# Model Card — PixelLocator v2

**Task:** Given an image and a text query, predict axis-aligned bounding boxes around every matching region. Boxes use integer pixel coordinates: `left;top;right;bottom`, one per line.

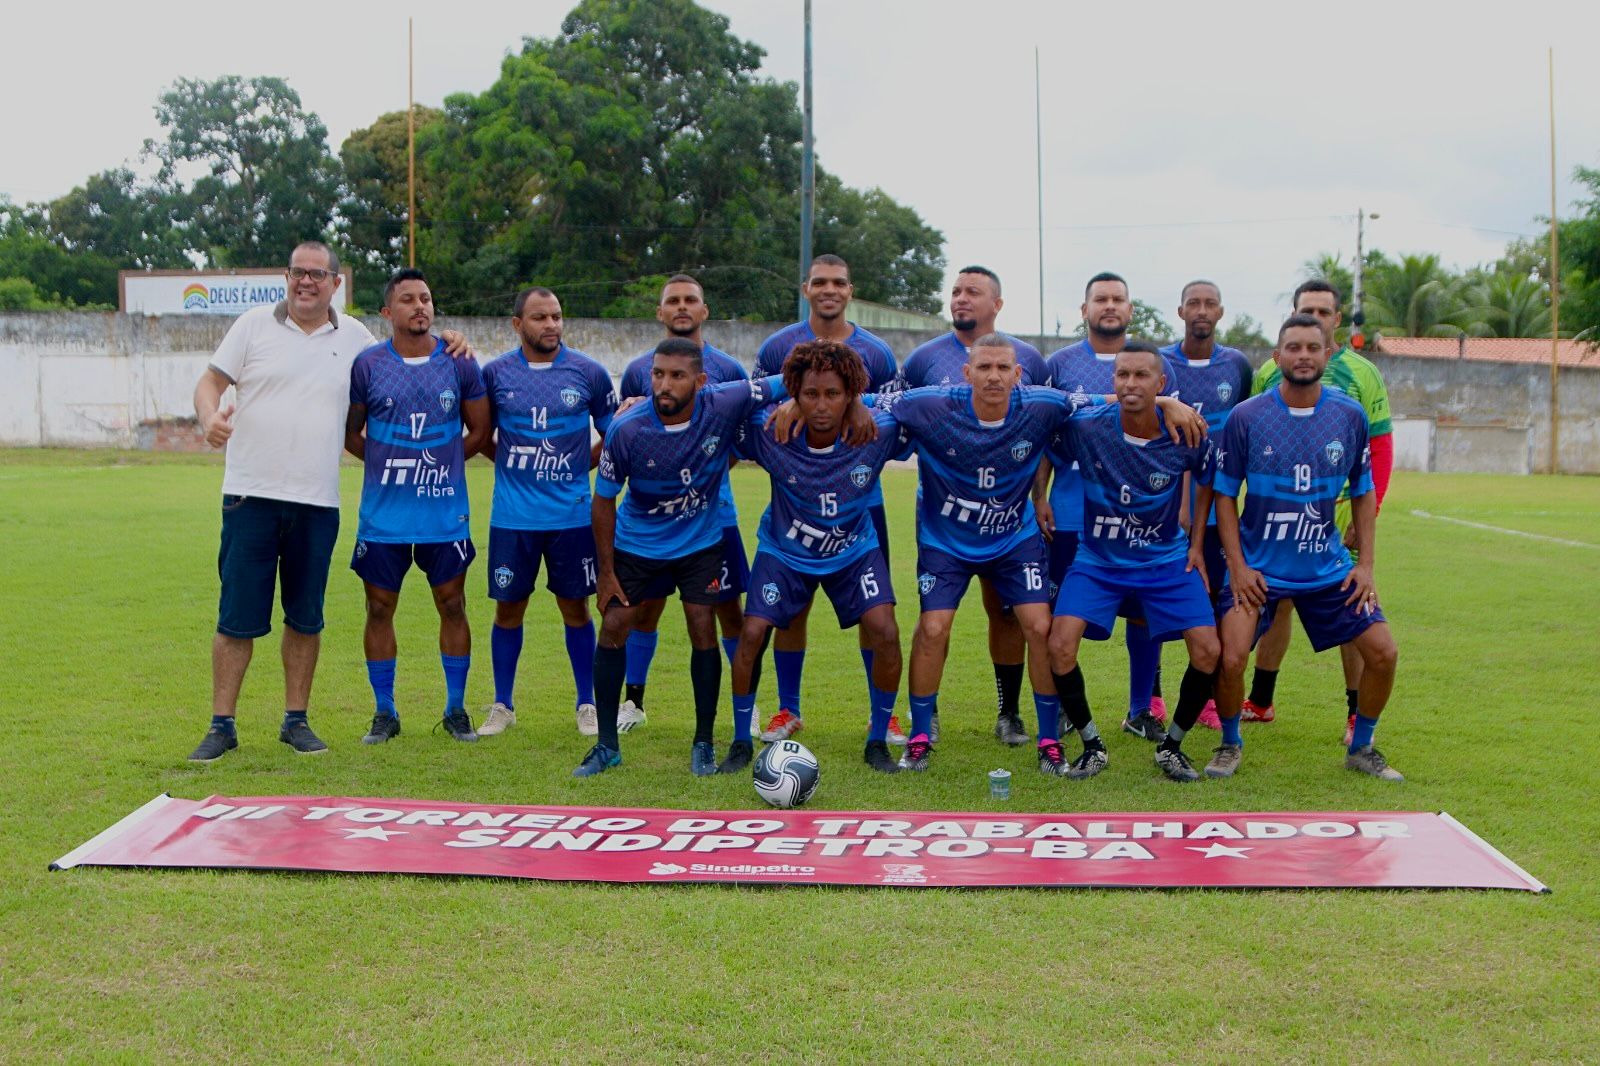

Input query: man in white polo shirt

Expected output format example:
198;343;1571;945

186;240;469;761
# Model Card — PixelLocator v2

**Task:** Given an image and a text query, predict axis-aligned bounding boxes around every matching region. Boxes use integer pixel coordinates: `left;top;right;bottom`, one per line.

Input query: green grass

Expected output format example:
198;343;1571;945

2;452;1597;1062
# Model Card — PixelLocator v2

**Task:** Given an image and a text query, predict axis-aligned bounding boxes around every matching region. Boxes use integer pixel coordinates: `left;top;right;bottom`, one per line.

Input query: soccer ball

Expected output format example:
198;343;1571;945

752;739;820;808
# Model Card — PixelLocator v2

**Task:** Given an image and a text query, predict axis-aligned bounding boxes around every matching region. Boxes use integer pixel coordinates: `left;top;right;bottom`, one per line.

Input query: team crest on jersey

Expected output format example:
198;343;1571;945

850;464;873;488
494;566;514;590
918;572;936;595
560;387;582;408
1148;471;1172;491
1217;381;1233;403
1010;439;1033;462
355;541;367;559
761;582;781;606
1325;440;1346;466
438;388;457;414
702;435;722;456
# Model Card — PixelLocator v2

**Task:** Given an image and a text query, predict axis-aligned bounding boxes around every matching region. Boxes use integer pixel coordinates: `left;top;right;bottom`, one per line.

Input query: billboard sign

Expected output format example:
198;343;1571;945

119;269;353;316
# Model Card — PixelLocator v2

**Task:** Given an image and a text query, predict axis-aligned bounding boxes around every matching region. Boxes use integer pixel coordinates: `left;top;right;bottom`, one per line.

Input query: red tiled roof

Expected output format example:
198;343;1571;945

1375;336;1600;368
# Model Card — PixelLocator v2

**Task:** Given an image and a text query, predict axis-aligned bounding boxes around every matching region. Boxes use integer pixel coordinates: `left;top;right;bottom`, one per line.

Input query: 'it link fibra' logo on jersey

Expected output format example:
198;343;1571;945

1325;440;1346;466
1217;381;1234;403
850;464;872;488
1148;471;1172;491
918;572;936;595
1010;439;1033;462
761;582;781;606
702;435;722;456
438;388;457;415
494;566;514;589
560;387;582;408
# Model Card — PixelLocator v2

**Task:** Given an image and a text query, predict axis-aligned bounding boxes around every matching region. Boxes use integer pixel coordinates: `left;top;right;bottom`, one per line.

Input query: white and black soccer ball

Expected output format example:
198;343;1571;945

753;739;820;809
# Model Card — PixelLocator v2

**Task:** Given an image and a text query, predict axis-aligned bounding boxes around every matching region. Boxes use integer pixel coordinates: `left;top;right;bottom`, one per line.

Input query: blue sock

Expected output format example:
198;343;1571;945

869;685;897;742
210;714;236;735
1349;713;1379;753
860;647;875;711
774;649;806;715
283;709;307;726
366;659;397;718
1033;692;1061;742
490;624;522;709
625;630;659;686
1126;623;1160;718
910;693;937;739
441;653;470;715
732;692;756;743
1222;714;1243;747
721;636;739;665
565;621;596;707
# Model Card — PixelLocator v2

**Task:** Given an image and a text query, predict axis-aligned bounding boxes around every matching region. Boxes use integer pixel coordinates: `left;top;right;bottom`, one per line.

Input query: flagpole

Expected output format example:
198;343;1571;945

1547;46;1559;474
408;17;417;269
1035;46;1045;339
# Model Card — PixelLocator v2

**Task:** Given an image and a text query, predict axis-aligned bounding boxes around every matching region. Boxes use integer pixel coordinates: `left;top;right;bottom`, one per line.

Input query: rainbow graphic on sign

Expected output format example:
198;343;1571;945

182;284;209;311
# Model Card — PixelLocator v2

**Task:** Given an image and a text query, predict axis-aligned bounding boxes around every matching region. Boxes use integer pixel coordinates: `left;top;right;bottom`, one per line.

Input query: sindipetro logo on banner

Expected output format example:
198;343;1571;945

120;269;354;316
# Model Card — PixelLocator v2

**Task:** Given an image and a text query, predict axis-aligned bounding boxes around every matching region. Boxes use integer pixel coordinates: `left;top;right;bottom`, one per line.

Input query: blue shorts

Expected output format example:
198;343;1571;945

916;537;1050;613
746;549;895;630
487;526;596;602
352;538;476;592
869;504;891;565
1055;558;1215;642
217;495;340;639
1218;578;1386;653
1047;530;1080;603
716;524;750;603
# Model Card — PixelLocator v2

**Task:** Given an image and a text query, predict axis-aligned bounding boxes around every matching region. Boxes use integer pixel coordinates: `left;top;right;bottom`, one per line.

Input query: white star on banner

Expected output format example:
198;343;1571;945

1187;843;1251;859
341;825;407;841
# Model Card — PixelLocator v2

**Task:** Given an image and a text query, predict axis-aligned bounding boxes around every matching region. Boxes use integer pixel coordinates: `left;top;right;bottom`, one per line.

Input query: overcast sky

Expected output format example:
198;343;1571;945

6;0;1599;336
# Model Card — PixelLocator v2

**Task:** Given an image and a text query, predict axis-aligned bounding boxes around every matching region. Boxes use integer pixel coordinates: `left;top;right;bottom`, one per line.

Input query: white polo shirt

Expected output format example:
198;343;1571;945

209;302;377;508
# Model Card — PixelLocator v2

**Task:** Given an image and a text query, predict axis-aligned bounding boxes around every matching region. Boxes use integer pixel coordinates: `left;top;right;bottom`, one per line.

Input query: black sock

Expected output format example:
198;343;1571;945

690;647;722;745
1151;667;1163;699
625;683;646;709
748;628;771;700
1346;688;1359;718
1249;668;1278;707
994;662;1024;717
1052;666;1098;742
595;645;627;750
1173;665;1218;734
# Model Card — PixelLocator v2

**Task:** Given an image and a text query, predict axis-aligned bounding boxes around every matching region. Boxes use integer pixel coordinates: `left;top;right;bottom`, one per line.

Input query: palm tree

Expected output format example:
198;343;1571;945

1473;273;1552;338
1363;253;1487;338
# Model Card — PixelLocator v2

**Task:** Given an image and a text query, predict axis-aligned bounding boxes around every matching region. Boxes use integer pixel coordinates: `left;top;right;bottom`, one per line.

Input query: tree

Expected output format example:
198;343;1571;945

813;172;945;314
1557;164;1600;341
0;198;117;308
38;168;189;272
337;107;444;309
1472;272;1551;338
147;76;341;268
1066;298;1174;342
1218;313;1271;350
1363;253;1485;338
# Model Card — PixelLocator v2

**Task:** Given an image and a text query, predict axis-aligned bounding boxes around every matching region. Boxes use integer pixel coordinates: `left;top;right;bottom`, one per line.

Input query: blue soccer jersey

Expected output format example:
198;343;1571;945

619;343;747;528
1043;340;1180;533
1160;341;1253;526
1059;404;1215;572
595;376;786;559
482;345;616;531
1211;388;1374;591
351;339;486;543
736;408;911;575
900;331;1048;390
884;385;1079;562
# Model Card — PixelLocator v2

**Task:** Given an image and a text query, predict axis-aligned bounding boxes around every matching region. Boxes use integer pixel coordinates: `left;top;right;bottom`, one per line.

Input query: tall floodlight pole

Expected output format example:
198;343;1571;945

1548;46;1560;474
408;17;417;268
798;0;815;320
1035;47;1045;339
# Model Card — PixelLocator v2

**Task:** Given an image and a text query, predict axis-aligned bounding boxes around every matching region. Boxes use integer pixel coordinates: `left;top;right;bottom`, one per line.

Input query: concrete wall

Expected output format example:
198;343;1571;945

2;312;1595;473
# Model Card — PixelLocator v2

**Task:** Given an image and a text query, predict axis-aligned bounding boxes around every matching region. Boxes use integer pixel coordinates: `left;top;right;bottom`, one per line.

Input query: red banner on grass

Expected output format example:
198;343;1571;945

52;794;1546;891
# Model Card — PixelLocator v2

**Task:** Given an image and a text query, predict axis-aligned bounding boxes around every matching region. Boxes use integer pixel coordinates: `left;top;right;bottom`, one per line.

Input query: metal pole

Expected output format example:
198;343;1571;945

1548;47;1560;474
798;0;814;321
1352;208;1365;349
1035;47;1045;339
408;17;417;269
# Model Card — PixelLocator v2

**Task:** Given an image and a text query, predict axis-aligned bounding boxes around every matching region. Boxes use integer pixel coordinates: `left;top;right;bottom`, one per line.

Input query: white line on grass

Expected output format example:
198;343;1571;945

1410;509;1600;550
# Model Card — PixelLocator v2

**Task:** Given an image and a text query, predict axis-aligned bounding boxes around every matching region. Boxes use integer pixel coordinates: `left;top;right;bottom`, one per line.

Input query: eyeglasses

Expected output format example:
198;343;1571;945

287;267;336;282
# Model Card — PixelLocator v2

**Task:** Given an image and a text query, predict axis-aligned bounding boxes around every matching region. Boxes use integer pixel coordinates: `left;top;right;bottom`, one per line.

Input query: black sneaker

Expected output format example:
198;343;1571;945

718;740;754;775
187;727;238;762
362;714;401;745
994;712;1030;746
279;719;328;754
1155;742;1201;782
1121;710;1166;743
1066;740;1108;780
437;710;478;742
863;739;900;773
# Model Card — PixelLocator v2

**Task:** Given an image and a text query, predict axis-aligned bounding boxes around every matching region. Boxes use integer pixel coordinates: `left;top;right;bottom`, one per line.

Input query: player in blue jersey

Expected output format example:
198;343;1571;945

613;275;758;731
475;286;616;740
1159;280;1254;730
900;266;1049;748
754;254;901;744
1045;344;1221;783
717;340;910;773
575;338;789;779
1035;272;1182;741
1200;316;1402;781
343;268;490;744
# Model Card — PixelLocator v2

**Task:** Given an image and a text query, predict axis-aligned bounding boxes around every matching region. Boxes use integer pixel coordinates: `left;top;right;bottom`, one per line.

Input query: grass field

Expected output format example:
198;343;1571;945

2;449;1598;1062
